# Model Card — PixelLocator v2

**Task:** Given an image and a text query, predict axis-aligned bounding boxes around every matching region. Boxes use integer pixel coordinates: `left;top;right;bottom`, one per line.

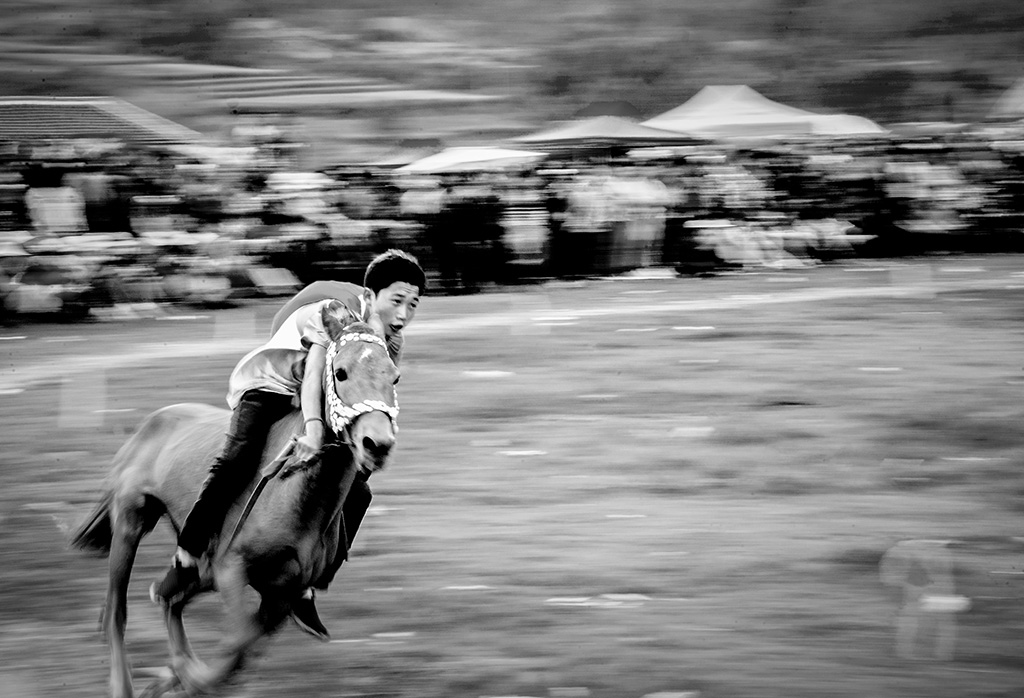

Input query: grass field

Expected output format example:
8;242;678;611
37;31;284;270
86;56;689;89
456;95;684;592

2;257;1024;698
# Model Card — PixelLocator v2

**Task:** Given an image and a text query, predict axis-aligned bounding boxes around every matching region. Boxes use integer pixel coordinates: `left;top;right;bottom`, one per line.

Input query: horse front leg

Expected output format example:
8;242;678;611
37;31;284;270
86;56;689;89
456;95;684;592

174;555;287;695
154;587;199;690
135;593;200;698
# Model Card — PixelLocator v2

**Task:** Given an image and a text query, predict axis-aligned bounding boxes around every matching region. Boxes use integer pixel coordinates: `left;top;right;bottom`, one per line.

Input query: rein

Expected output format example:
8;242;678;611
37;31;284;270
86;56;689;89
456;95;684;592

225;436;298;551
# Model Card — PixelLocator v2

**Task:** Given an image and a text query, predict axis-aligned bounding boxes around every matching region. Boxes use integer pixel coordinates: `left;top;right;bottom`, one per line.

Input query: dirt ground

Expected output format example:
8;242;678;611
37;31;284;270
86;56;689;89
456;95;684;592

2;256;1024;698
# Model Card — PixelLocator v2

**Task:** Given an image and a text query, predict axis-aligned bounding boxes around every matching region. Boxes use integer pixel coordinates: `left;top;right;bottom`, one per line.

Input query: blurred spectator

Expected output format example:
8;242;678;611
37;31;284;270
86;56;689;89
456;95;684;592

4;118;1024;324
540;172;572;278
433;174;508;293
0;173;29;232
25;175;87;234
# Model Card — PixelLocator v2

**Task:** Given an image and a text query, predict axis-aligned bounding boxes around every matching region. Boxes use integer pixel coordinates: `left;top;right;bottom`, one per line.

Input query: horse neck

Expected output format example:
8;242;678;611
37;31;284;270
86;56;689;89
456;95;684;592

295;445;356;532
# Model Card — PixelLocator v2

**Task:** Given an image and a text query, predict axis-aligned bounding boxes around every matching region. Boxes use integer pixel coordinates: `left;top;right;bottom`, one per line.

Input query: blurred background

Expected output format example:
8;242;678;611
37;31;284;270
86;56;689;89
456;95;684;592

3;0;1024;321
5;5;1024;697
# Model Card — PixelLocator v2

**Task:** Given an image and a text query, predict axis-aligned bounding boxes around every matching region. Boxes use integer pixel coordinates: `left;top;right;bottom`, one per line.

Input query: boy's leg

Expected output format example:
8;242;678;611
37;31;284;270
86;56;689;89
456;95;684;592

152;391;294;605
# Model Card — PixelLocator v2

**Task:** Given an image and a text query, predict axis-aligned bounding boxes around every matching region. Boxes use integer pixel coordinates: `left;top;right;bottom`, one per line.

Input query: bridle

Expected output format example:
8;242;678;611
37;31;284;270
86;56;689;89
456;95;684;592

323;331;399;445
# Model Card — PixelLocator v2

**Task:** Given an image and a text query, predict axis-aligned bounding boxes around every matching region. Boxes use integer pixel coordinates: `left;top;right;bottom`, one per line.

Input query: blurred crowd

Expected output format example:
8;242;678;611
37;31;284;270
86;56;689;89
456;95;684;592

3;126;1024;322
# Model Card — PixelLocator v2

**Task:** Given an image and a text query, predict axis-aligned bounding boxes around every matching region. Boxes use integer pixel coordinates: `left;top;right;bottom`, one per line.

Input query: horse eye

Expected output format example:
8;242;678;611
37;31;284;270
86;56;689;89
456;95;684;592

335;367;348;382
393;375;400;385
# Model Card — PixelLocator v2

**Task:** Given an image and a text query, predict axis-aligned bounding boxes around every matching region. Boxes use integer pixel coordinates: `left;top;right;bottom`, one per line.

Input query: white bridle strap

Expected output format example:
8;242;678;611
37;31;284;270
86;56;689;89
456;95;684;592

325;333;399;436
331;331;387;352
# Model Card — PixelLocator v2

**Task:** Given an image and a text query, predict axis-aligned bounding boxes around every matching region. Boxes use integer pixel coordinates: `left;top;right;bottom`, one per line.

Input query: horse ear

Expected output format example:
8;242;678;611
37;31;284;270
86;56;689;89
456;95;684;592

321;300;352;341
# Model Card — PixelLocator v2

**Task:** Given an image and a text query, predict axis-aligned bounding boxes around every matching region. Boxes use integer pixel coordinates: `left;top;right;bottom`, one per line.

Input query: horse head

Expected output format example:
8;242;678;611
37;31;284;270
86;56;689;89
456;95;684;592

320;302;400;475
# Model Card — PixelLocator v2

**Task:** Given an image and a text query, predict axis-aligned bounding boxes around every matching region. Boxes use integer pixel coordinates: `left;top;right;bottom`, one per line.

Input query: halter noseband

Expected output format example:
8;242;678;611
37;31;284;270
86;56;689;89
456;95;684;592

324;331;399;440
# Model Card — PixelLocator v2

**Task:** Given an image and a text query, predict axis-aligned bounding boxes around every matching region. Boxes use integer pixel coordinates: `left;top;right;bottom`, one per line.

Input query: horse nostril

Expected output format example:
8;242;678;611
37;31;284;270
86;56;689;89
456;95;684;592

362;435;392;459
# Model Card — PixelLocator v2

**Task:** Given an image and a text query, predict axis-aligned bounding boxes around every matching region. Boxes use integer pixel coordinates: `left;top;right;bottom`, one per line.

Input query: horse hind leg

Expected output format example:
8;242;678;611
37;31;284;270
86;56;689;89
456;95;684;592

104;494;165;698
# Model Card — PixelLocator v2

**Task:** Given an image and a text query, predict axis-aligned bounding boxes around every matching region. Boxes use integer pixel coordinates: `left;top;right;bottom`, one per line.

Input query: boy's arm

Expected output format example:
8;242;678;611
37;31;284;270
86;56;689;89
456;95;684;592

295;342;327;462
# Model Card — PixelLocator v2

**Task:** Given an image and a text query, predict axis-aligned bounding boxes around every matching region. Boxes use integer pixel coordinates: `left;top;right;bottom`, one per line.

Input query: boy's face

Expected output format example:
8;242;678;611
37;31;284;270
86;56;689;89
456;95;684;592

373;281;420;336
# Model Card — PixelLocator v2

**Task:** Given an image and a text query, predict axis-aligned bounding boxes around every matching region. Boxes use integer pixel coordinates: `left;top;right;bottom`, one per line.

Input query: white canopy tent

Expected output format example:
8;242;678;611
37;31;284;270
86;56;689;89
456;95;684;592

989;78;1024;121
512;115;698;146
806;114;889;136
394;146;547;174
643;85;886;139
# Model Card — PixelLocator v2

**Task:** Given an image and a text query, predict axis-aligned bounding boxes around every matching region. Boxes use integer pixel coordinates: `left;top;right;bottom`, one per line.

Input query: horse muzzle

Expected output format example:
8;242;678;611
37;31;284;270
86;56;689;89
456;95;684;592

350;413;395;474
354;435;392;475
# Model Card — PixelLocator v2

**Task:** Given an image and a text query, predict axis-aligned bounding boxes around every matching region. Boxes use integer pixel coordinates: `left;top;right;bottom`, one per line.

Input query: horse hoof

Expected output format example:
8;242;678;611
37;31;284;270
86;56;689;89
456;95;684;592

175;658;217;696
137;666;176;680
138;669;180;698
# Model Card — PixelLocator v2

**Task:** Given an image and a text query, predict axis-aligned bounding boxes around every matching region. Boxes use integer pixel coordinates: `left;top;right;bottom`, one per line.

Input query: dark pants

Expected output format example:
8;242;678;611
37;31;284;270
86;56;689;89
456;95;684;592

177;390;295;557
314;475;372;591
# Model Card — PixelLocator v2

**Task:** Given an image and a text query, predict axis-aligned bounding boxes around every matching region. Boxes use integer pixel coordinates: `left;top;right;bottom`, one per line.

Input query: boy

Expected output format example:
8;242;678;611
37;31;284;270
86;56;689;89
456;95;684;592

151;249;425;640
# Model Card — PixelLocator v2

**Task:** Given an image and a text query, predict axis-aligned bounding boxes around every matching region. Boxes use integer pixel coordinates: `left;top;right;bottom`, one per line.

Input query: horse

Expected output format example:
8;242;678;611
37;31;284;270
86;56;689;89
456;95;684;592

71;312;401;698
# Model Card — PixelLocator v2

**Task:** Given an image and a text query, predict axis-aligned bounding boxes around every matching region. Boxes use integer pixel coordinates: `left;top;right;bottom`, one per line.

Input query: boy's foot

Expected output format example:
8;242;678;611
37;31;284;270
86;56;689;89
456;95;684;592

291;590;330;641
149;560;200;608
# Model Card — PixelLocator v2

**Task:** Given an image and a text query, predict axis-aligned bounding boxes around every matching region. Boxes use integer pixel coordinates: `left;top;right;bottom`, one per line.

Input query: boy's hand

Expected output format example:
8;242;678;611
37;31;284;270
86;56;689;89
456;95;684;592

295;420;325;463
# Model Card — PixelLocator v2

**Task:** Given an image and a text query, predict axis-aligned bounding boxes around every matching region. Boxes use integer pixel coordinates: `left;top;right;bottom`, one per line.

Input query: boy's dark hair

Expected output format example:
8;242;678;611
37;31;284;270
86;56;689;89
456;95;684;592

364;249;427;296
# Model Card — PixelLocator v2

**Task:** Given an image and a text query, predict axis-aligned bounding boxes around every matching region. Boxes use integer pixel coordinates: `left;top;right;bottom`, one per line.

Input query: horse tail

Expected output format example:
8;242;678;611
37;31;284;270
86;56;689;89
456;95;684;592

71;490;114;556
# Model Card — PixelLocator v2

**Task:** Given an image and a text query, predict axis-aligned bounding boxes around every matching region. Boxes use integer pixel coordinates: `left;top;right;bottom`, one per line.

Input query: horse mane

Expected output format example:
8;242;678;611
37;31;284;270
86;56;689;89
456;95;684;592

323;317;386;348
337;320;376;338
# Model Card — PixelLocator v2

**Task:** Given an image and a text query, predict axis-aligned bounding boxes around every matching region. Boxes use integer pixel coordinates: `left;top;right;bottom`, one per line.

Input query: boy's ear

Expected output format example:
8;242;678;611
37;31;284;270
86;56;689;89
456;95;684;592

360;288;376;318
321;300;352;341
